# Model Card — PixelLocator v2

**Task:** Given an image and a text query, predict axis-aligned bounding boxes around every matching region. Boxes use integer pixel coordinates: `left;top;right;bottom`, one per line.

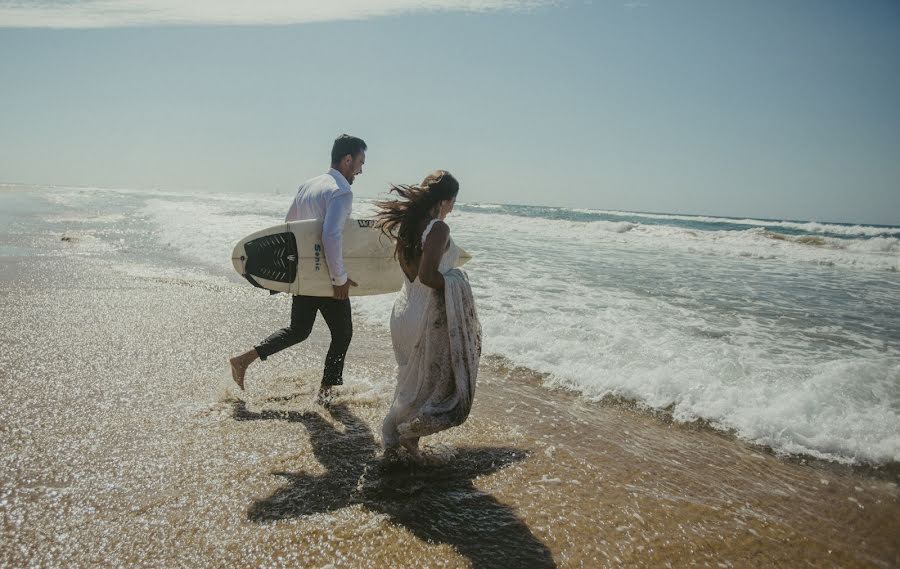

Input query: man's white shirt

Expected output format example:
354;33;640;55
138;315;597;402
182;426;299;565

285;168;352;286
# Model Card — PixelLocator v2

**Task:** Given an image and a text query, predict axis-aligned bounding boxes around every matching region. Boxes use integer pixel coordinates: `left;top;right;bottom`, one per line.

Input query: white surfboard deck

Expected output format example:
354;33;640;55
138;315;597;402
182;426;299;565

231;218;471;297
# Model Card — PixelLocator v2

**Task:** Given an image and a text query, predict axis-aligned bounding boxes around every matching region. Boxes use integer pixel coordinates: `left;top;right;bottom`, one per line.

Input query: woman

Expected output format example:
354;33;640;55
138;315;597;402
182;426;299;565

374;170;482;460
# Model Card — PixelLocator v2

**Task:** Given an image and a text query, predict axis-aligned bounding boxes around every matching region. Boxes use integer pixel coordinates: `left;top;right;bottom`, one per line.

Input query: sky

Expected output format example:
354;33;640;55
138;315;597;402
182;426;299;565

1;1;899;225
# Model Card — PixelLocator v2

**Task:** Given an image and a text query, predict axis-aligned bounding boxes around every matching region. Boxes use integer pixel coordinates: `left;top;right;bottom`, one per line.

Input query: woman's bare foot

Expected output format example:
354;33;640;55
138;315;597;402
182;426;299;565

400;437;422;461
229;350;259;390
382;446;402;463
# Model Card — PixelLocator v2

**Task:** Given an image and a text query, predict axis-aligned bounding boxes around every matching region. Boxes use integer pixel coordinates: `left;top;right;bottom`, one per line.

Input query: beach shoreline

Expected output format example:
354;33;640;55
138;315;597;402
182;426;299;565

1;235;897;568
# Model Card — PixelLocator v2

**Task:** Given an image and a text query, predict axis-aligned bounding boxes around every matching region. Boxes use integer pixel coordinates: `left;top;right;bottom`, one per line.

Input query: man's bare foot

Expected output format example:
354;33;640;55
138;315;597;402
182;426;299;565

316;386;335;407
229;350;259;391
229;357;247;390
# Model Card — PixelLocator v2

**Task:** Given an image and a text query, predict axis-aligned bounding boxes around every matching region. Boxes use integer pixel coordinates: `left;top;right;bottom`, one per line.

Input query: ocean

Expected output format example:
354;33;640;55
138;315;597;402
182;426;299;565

7;183;898;466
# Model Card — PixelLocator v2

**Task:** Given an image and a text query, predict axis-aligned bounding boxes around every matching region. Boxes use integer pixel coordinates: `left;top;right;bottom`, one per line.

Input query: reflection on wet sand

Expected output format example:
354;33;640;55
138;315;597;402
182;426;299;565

232;400;556;568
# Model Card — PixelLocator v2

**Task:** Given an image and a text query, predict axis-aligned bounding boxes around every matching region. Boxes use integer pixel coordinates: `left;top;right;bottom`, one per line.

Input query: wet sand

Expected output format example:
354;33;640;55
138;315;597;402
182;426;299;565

1;240;897;568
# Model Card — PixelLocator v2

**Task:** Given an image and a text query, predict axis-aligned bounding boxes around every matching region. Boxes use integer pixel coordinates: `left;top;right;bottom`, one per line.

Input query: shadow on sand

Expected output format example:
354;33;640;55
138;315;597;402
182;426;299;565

232;400;555;568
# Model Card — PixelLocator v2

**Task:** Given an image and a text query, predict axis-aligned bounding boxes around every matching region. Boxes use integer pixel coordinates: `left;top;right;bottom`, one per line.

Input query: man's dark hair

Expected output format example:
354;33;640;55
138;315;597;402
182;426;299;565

331;134;367;165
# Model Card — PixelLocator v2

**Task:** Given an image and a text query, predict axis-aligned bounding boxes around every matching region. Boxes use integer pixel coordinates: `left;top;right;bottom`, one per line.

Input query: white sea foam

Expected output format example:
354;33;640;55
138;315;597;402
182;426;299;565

464;203;504;210
140;199;275;270
478;283;899;463
451;211;900;272
574;208;900;237
45;213;128;224
846;236;899;254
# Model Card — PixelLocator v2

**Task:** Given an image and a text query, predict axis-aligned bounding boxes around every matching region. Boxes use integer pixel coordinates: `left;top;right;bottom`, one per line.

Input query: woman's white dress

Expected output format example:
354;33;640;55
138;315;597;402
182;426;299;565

382;219;482;447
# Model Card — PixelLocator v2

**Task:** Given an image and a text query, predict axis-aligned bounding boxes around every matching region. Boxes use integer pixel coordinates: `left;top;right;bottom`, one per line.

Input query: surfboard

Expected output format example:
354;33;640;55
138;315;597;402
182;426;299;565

231;218;471;296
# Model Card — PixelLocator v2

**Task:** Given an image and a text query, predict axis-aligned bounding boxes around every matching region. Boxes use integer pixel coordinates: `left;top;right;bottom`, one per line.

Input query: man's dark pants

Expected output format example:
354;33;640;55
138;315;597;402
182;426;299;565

254;295;352;387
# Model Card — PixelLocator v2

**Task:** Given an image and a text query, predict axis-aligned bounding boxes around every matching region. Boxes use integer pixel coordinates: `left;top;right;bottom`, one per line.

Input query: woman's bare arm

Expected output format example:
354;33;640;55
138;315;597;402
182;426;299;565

418;221;450;291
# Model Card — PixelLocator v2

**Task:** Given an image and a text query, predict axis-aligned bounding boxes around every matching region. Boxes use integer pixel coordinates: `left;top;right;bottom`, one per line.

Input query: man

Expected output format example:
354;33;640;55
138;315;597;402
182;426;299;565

230;134;366;402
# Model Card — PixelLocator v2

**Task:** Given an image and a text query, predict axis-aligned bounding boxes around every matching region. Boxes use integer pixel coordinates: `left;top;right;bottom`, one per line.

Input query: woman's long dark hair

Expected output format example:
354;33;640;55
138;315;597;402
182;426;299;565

374;170;460;263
